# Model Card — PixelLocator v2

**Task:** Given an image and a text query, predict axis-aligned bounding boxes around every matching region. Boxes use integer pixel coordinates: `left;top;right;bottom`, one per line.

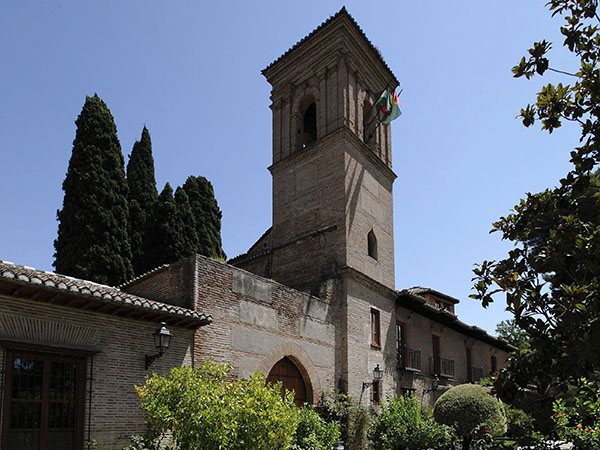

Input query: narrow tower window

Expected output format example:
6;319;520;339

367;230;378;260
363;99;376;150
302;102;317;147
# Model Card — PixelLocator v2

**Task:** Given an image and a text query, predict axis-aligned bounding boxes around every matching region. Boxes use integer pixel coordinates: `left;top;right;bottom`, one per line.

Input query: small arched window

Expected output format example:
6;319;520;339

302;102;317;147
367;230;378;260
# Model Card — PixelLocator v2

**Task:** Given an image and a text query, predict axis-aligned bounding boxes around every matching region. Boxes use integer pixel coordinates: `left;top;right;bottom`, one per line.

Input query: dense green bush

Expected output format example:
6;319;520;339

553;378;600;450
290;405;341;450
346;405;370;450
434;384;506;450
367;394;451;450
315;393;351;442
136;361;298;450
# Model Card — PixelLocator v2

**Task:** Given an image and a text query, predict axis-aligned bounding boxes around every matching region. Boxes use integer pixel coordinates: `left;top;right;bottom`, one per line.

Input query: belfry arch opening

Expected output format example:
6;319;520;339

266;357;308;407
363;99;377;150
296;96;317;151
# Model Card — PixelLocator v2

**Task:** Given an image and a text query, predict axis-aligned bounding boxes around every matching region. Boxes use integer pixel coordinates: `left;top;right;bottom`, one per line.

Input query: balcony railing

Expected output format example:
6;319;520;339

397;348;421;371
429;356;455;377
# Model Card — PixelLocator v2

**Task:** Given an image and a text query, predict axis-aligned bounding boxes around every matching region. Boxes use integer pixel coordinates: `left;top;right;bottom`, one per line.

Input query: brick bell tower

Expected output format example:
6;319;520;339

232;8;397;293
262;7;398;294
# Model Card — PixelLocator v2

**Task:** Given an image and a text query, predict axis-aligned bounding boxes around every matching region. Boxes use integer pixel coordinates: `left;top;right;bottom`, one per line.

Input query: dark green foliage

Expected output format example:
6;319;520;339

182;175;226;260
315;393;351;443
144;184;200;271
54;94;133;286
345;406;370;450
290;405;341;450
554;377;600;450
494;319;530;352
144;183;180;270
471;0;600;429
433;384;506;450
127;126;158;276
174;187;199;259
367;394;451;450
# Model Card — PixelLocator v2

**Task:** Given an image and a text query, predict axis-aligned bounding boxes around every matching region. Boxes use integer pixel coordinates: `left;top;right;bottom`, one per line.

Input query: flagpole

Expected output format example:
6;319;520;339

364;81;399;144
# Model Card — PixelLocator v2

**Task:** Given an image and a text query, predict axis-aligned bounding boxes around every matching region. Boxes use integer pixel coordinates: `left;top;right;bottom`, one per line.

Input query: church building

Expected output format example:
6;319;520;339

0;7;512;450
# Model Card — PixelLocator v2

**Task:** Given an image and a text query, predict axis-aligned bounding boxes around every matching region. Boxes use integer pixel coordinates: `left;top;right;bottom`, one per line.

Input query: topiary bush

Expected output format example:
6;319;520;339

367;394;451;450
290;405;341;450
433;384;507;450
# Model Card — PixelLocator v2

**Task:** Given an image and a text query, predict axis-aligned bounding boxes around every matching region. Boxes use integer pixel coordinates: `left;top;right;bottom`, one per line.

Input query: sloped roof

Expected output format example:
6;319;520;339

262;7;398;85
406;286;461;305
397;288;513;352
0;261;212;329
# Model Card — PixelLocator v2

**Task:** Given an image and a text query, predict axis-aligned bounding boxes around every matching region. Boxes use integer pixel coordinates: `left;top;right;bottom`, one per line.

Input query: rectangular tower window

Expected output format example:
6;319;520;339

396;321;406;369
491;355;497;374
371;308;381;347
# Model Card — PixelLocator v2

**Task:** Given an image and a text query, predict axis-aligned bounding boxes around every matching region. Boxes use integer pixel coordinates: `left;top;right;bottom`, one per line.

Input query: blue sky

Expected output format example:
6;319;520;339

0;1;580;334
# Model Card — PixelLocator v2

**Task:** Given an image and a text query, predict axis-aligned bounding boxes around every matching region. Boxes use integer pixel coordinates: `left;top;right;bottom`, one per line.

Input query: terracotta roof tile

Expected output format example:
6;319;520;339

0;261;212;325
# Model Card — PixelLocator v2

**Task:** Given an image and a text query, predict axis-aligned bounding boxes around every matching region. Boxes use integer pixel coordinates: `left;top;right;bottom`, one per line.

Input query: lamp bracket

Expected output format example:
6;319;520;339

145;351;163;371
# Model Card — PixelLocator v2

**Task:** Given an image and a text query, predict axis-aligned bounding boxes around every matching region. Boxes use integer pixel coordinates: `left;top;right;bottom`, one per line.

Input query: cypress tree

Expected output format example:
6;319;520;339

144;183;181;271
126;126;158;276
174;187;199;259
182;176;226;259
54;94;133;285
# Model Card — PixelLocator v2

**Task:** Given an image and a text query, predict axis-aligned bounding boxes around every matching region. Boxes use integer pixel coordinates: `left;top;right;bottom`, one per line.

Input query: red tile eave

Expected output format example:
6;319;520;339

0;278;205;330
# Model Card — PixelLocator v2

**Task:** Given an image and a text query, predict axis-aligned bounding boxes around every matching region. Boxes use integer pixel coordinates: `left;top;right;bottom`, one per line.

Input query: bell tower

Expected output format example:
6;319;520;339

260;8;398;293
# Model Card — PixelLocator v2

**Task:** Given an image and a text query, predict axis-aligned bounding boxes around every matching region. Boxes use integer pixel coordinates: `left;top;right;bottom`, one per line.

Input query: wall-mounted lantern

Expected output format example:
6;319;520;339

145;322;172;370
362;364;384;392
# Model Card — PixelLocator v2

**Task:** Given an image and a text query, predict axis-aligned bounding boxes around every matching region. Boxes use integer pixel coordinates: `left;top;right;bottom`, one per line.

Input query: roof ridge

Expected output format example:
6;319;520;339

0;260;115;289
262;7;398;84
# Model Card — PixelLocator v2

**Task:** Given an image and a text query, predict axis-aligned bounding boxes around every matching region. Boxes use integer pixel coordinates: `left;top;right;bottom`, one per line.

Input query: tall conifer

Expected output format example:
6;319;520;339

127;126;158;276
54;94;133;286
144;183;180;271
182;176;226;259
174;187;199;259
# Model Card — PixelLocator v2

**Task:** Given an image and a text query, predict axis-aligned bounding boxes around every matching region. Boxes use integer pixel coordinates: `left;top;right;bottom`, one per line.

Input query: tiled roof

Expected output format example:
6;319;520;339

406;286;461;304
262;7;398;85
397;288;514;352
0;261;212;327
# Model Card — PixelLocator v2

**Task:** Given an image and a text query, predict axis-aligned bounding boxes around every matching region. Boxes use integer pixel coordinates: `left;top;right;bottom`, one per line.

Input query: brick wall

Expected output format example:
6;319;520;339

124;261;196;309
125;255;337;403
0;295;195;450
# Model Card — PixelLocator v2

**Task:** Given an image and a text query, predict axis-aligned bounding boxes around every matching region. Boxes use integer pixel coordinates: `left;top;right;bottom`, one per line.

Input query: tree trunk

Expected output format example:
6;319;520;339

462;435;471;450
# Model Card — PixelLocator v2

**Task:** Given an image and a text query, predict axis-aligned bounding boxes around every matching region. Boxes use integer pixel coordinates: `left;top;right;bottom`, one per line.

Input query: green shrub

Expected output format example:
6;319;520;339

136;361;298;450
346;406;370;450
553;378;600;450
368;394;451;450
315;393;351;442
433;384;507;450
290;405;341;450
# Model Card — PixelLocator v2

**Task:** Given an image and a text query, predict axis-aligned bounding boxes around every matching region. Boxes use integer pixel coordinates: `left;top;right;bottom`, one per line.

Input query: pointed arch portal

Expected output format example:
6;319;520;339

266;357;307;407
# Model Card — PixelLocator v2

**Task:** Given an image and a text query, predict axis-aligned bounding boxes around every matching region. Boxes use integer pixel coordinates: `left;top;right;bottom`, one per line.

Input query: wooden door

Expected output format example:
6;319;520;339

266;357;307;407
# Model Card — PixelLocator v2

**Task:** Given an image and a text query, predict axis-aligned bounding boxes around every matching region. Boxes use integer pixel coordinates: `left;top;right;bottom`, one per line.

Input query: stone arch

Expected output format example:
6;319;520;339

292;86;321;152
257;341;321;404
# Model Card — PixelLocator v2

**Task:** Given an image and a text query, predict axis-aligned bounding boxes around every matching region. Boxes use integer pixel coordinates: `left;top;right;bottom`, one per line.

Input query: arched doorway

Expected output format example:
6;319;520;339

266;357;307;407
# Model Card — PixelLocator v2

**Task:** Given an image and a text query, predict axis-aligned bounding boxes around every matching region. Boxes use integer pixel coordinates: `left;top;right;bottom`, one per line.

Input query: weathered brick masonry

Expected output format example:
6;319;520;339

0;262;209;449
